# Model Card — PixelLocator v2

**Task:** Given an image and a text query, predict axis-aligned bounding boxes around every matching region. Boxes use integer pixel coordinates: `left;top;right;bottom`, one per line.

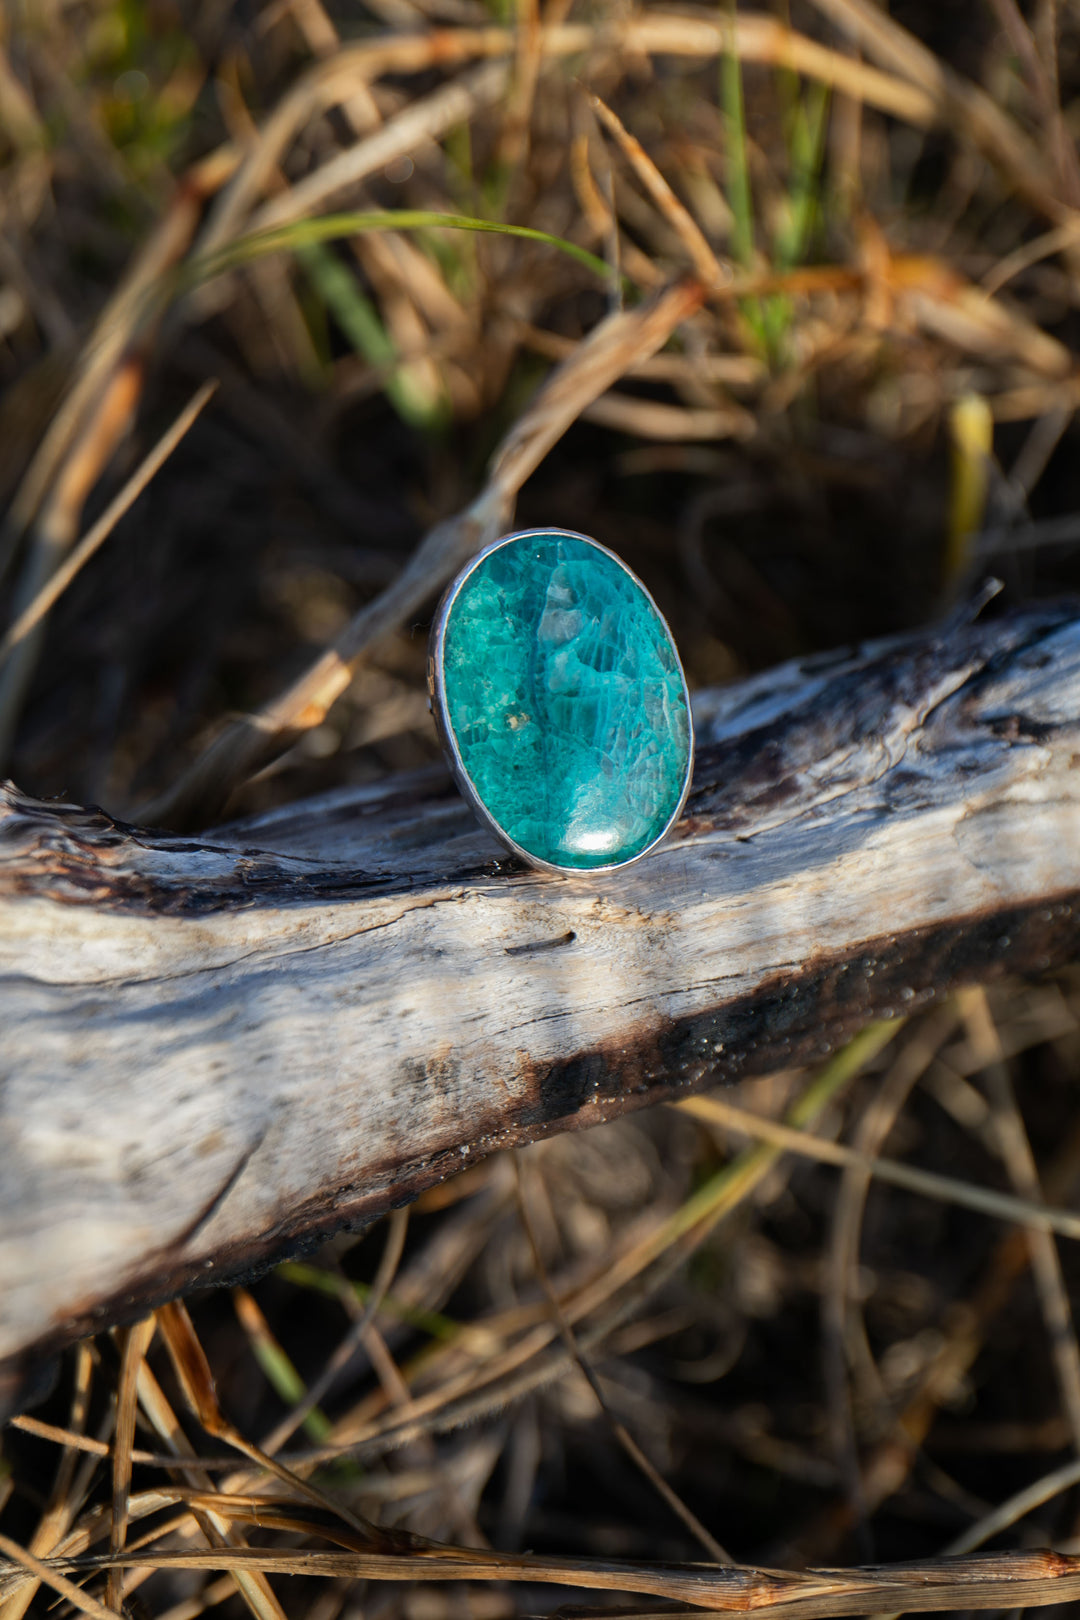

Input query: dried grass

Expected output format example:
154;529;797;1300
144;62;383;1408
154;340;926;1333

5;0;1080;1612
7;994;1080;1615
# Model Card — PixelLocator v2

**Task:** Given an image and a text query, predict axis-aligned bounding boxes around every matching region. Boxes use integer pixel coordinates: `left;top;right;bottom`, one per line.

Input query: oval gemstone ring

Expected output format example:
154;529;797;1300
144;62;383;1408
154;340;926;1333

427;528;694;874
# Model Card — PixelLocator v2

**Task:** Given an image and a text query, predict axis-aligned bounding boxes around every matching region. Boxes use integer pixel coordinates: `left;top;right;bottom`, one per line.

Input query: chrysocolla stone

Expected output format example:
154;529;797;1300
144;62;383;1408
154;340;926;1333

439;532;691;870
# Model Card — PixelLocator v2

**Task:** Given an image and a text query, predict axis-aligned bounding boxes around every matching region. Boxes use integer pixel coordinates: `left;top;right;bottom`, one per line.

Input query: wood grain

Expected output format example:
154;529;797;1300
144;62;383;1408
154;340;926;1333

2;598;1080;1403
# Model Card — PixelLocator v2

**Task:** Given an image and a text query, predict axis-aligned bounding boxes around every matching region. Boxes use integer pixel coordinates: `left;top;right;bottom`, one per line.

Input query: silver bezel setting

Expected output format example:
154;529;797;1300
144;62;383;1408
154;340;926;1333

427;527;695;877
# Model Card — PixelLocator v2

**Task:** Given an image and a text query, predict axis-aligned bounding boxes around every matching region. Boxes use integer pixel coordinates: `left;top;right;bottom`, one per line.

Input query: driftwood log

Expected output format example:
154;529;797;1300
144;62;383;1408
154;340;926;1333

3;597;1080;1405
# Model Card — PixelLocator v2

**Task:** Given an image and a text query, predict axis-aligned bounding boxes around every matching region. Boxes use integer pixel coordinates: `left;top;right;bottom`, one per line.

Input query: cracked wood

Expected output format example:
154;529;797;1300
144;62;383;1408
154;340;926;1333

2;598;1080;1401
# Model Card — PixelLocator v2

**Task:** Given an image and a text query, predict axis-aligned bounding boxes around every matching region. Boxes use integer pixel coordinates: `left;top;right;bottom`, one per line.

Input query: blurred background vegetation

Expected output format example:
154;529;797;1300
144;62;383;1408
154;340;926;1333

6;0;1080;1611
3;0;1080;819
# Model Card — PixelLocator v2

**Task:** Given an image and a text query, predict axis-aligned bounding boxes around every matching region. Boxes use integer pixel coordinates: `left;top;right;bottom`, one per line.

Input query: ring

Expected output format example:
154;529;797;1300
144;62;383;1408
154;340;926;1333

427;527;693;874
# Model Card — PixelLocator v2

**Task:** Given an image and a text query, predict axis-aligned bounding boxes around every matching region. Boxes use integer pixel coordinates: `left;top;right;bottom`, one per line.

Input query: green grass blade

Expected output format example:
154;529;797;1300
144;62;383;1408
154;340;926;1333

277;1262;462;1343
777;79;830;273
178;210;613;429
295;239;448;430
183;210;613;292
239;1314;335;1444
665;1018;904;1253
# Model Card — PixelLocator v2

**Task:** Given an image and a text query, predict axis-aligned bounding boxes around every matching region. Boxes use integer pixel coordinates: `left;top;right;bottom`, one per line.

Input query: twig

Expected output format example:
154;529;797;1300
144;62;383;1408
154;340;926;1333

0;1345;97;1620
295;1028;902;1470
0;1534;117;1620
249;63;510;236
786;1113;1080;1563
959;986;1080;1453
677;1093;1080;1242
981;217;1080;296
260;1207;410;1454
946;1454;1080;1555
0;382;217;672
0;354;145;764
16;1542;1080;1619
589;93;730;289
805;0;1061;218
142;278;702;827
197;15;937;260
514;1153;735;1566
495;0;543;176
135;1356;289;1620
869;1427;1080;1620
982;0;1080;205
0;149;233;589
6;1417;163;1467
822;1008;959;1551
109;1318;157;1614
156;1302;381;1544
584;391;754;439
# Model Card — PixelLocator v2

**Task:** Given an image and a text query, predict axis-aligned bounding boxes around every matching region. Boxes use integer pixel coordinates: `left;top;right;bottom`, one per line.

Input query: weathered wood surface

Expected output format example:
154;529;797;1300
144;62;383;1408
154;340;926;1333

3;598;1080;1401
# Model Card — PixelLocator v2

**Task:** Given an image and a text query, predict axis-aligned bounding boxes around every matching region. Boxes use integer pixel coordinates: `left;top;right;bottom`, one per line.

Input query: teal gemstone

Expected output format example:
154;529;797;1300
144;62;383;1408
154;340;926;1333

438;531;691;870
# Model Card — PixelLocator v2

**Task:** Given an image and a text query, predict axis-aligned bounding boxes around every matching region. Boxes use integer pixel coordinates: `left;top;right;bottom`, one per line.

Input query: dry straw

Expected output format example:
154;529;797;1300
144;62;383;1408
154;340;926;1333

5;0;1080;1612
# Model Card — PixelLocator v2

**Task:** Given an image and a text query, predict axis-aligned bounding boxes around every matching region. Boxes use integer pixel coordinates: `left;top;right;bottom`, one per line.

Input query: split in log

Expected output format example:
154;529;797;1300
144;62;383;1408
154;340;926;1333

2;596;1080;1407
